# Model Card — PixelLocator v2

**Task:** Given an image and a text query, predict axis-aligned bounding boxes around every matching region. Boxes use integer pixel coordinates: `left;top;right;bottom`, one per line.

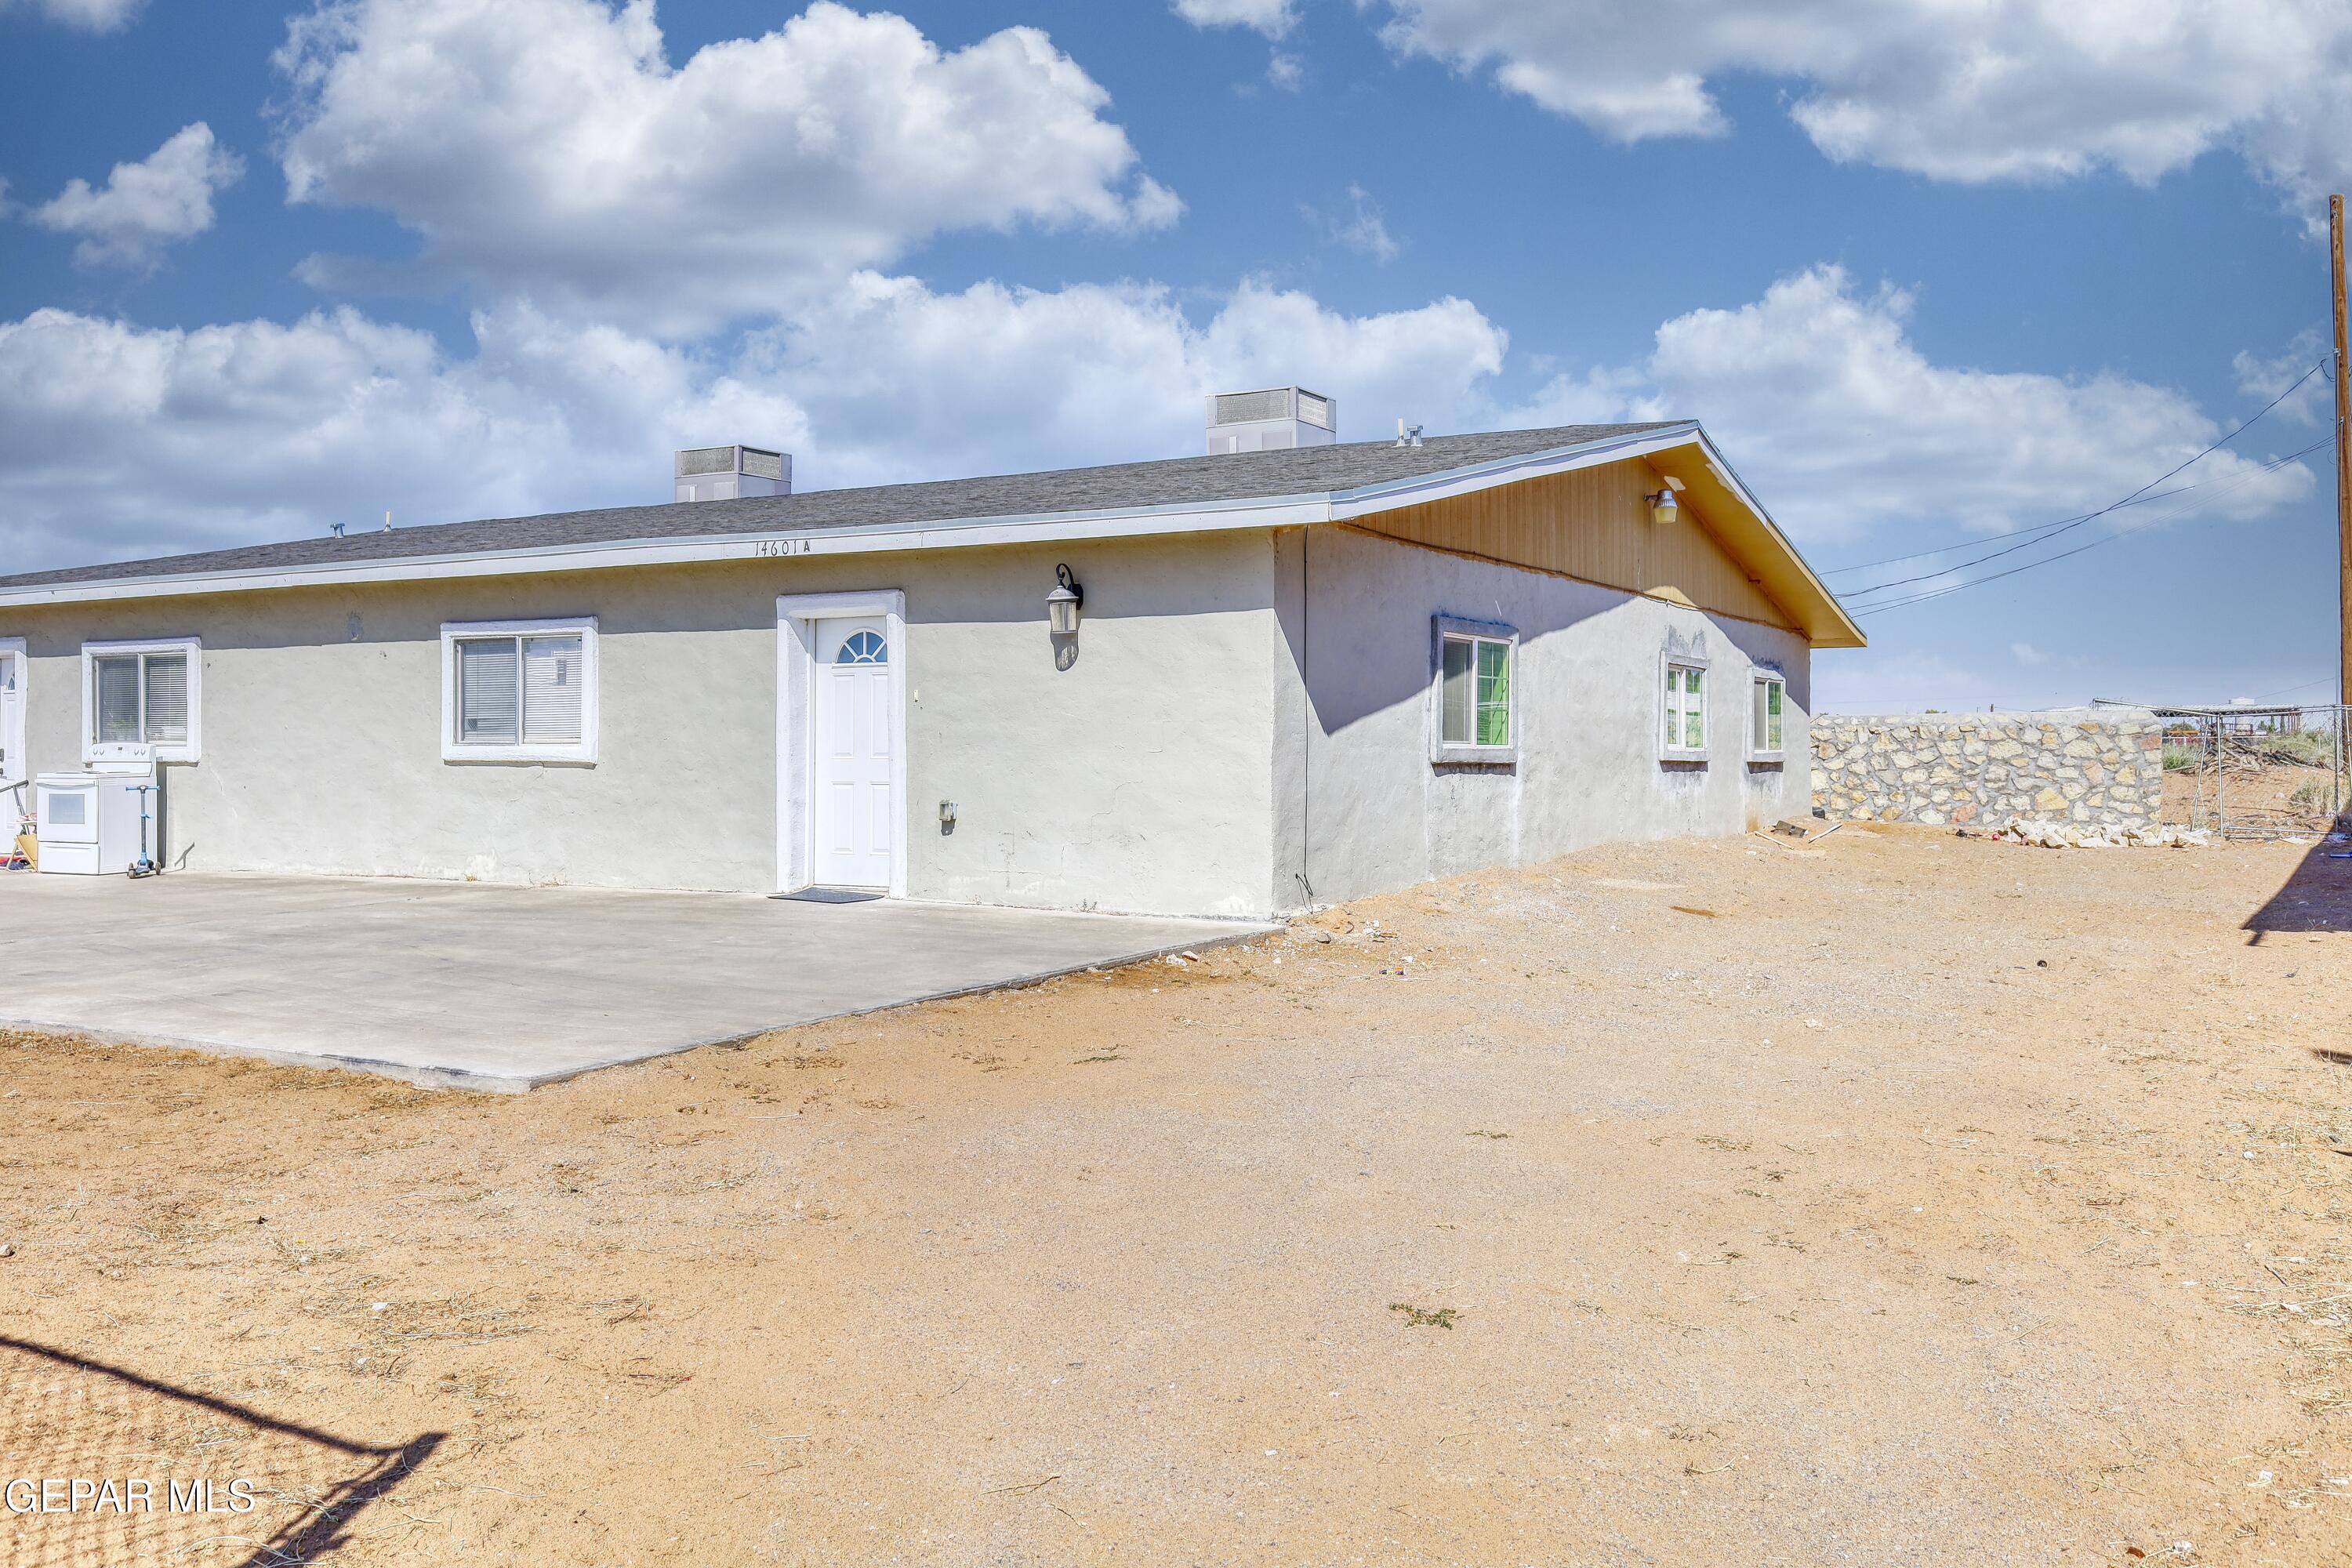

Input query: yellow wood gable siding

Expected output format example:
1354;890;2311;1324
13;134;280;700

1345;456;1798;631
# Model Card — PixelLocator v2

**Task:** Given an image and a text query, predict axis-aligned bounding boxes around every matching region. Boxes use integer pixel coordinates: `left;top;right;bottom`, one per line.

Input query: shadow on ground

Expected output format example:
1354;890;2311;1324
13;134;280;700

2241;840;2352;940
0;1334;439;1566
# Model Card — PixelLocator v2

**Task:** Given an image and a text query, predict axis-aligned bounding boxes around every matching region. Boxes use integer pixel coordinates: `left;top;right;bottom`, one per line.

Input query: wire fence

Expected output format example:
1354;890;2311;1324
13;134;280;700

2156;703;2350;839
0;1333;437;1568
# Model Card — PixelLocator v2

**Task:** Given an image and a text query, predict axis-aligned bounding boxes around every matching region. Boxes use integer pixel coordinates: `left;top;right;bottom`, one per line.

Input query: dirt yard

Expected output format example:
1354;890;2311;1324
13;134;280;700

5;828;2351;1567
2165;761;2347;834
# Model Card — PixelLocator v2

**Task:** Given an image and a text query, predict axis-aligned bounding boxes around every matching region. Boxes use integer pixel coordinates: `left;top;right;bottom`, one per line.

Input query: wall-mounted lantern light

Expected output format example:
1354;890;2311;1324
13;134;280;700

1646;476;1683;526
1047;563;1084;635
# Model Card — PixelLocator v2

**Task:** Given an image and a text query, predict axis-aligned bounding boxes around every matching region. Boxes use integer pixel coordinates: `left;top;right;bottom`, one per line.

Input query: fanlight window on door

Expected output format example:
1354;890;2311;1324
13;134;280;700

837;630;887;665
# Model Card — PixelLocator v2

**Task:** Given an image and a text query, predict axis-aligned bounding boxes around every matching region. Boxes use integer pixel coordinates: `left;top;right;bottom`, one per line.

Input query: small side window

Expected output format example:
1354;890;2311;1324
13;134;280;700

1751;674;1785;757
1663;661;1707;757
1431;617;1519;764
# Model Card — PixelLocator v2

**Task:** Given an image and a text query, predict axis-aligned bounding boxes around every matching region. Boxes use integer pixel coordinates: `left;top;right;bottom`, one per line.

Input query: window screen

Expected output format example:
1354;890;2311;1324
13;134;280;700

521;635;583;744
142;654;188;744
1475;640;1511;746
1752;676;1784;753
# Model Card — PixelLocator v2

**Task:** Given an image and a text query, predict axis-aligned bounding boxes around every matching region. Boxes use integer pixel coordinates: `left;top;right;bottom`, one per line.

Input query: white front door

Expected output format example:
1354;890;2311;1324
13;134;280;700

811;616;896;888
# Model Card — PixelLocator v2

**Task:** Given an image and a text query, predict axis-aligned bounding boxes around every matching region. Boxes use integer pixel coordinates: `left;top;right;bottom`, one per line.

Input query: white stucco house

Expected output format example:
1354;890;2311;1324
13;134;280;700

0;394;1862;920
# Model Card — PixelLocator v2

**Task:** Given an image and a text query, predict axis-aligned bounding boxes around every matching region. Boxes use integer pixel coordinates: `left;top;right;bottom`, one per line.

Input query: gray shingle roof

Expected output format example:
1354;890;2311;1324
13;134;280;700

0;423;1679;593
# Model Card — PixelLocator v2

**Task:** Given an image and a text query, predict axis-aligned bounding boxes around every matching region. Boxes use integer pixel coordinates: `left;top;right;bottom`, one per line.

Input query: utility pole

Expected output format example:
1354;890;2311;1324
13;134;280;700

2334;194;2352;708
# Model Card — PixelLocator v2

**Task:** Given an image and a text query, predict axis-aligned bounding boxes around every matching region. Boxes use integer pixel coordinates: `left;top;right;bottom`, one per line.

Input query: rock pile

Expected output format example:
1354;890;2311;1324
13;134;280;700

1994;817;2209;849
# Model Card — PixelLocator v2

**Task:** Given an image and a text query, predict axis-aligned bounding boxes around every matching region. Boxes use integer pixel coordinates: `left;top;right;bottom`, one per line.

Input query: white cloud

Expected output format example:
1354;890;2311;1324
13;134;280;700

1515;265;2317;545
2010;642;2048;666
29;123;243;267
1301;184;1400;263
1370;0;2352;209
2232;332;2332;426
272;0;1180;334
0;304;773;568
0;0;142;31
0;278;1508;570
1173;0;1296;39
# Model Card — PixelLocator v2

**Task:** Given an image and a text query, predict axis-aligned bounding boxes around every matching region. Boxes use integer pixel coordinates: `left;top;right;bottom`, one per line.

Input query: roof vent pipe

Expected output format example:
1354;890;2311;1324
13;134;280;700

1395;419;1423;448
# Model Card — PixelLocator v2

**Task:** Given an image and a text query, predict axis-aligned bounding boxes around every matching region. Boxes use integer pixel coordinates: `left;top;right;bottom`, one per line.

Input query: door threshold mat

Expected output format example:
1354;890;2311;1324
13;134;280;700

772;887;885;904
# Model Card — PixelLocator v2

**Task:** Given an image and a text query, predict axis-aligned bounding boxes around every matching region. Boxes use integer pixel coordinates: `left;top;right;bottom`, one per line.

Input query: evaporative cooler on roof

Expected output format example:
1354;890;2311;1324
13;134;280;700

1205;387;1338;455
673;445;792;503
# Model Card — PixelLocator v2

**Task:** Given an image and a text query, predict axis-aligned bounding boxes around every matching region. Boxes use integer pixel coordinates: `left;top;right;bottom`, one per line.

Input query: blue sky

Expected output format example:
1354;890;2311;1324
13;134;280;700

3;0;2348;711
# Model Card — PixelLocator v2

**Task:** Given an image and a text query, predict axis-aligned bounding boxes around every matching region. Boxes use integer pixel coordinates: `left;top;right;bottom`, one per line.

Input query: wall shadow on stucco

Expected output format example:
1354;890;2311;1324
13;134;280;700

2241;840;2352;942
1289;581;1800;739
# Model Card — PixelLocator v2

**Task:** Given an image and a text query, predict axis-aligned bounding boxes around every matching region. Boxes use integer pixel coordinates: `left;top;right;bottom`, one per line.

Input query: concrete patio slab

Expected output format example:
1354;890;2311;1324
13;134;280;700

0;873;1266;1091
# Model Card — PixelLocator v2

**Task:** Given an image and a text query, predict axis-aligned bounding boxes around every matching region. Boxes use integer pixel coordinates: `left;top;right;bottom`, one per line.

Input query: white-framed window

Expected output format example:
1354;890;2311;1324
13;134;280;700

1430;615;1519;765
1661;657;1708;758
0;637;24;786
441;617;598;764
1750;673;1786;758
82;637;200;762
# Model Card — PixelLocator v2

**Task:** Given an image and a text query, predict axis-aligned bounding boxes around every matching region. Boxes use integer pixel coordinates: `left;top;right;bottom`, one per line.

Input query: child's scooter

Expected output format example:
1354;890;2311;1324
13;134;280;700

125;780;159;879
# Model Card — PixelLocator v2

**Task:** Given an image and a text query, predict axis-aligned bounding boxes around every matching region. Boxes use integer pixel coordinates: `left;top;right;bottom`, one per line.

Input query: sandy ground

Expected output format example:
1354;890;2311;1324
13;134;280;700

3;826;2350;1567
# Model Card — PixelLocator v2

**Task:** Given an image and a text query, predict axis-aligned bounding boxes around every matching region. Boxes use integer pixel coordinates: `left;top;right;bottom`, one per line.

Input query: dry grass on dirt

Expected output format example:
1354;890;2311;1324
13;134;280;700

5;826;2352;1566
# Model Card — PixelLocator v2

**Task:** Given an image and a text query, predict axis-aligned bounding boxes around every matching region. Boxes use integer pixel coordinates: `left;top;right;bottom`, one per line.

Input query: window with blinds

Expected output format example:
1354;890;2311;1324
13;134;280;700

443;619;597;762
82;642;198;758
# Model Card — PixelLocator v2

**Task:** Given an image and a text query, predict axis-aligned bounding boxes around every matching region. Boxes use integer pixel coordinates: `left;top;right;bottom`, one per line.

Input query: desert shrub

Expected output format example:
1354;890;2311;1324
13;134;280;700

2288;778;2338;818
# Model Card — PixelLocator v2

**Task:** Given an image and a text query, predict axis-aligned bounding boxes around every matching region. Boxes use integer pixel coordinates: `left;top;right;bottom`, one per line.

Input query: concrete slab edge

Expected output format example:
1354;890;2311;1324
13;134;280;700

506;920;1279;1090
0;922;1280;1094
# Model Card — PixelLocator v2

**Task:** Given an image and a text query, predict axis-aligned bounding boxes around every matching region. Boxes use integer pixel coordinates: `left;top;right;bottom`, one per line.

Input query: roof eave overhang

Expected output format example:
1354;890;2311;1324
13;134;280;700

0;423;1864;648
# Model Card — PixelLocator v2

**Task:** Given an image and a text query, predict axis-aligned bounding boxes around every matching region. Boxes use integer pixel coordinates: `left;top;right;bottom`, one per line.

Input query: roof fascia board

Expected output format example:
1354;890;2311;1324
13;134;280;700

1678;429;1864;648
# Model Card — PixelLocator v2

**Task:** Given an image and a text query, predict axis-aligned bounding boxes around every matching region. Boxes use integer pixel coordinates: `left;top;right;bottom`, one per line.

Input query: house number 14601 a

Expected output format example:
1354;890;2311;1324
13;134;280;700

754;539;811;557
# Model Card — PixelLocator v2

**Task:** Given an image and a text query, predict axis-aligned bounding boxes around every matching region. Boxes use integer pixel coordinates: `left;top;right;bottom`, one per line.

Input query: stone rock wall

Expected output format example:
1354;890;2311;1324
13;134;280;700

1810;710;2164;829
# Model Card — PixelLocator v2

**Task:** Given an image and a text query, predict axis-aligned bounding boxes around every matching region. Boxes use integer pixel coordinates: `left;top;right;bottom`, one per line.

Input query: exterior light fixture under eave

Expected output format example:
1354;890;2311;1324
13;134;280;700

1047;563;1083;636
1646;476;1683;526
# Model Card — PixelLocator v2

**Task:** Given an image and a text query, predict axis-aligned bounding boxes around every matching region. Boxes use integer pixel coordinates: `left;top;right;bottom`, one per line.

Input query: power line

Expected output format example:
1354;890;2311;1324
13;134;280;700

1840;477;2220;601
1823;479;2201;580
1857;437;2331;615
1854;434;2335;616
1835;353;2332;603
